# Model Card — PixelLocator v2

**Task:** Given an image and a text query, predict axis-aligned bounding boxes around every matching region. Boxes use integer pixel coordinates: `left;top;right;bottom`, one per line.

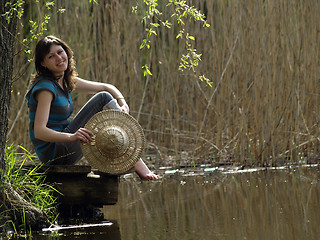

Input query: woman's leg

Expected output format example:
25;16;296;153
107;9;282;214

134;158;159;180
52;91;159;180
51;91;118;165
65;91;118;133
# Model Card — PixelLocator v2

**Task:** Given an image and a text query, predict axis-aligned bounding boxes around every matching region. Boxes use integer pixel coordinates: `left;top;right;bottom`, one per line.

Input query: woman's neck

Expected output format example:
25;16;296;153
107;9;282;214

55;75;64;89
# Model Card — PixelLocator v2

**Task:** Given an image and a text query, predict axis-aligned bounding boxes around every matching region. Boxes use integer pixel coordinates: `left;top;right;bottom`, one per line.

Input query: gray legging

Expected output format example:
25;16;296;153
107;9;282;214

48;91;120;165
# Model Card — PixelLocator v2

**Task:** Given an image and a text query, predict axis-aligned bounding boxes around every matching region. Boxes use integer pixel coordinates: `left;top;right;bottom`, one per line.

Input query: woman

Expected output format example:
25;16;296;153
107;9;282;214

26;35;158;180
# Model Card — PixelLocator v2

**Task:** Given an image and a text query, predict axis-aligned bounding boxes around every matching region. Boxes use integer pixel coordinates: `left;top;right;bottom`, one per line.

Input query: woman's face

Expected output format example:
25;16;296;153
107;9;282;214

41;44;68;78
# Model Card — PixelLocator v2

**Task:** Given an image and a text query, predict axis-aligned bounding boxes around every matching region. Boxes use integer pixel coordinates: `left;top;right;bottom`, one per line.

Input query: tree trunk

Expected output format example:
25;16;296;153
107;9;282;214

0;0;51;231
0;0;17;175
2;182;50;229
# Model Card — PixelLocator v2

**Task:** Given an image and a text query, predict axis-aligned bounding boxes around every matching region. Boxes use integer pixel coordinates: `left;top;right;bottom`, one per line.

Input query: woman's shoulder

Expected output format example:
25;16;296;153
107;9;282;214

26;76;57;101
33;77;57;92
33;75;55;86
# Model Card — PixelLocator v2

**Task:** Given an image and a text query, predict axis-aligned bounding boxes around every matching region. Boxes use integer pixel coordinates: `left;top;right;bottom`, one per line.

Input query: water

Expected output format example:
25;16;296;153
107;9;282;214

32;165;320;239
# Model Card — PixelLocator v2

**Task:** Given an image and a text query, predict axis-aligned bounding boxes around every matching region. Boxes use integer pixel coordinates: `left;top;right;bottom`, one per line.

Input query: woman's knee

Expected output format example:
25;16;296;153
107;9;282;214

96;91;121;110
96;91;114;104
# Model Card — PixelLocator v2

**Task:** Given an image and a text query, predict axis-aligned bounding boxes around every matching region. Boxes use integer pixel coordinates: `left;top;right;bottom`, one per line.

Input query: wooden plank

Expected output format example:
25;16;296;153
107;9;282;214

42;165;119;207
41;165;92;174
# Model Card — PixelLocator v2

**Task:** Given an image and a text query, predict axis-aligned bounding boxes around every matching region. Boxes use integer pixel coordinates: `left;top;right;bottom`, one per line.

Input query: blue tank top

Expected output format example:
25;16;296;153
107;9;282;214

25;76;74;162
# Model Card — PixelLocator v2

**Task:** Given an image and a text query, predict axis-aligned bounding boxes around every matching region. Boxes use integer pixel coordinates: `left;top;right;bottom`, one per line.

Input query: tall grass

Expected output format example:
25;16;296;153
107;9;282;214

0;144;57;234
8;0;320;167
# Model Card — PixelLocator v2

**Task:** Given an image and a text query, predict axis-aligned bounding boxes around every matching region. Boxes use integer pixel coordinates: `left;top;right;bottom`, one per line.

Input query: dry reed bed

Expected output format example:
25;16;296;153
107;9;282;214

9;0;320;166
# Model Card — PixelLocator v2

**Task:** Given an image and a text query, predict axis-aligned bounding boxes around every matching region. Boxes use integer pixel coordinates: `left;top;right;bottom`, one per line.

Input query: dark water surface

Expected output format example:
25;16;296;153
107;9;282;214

33;166;320;239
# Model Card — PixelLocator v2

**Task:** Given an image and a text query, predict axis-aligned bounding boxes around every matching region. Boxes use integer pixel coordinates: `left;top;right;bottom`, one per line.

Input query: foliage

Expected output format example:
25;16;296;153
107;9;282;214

133;0;212;86
3;0;24;22
3;0;210;82
2;0;65;60
0;144;58;233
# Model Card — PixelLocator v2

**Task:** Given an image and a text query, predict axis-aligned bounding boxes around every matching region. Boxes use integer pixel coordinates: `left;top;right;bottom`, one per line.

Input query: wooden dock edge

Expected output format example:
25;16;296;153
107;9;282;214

40;165;119;208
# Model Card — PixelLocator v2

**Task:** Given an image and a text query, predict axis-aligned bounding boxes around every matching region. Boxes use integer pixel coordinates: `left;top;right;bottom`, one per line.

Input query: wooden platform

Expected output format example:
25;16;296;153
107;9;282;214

41;165;119;208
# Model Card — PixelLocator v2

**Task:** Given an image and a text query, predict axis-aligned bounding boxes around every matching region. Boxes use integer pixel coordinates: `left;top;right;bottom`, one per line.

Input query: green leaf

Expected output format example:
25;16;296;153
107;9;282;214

150;23;160;28
142;65;152;76
89;0;99;4
146;68;152;75
57;8;66;13
132;6;138;14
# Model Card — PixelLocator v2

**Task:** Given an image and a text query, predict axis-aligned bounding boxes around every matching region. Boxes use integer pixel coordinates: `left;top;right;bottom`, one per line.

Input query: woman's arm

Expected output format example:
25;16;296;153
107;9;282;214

34;90;93;143
75;77;124;98
74;77;129;113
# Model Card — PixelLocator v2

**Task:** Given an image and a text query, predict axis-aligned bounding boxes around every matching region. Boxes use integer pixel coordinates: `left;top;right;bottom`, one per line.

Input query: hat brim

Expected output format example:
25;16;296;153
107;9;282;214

81;110;145;174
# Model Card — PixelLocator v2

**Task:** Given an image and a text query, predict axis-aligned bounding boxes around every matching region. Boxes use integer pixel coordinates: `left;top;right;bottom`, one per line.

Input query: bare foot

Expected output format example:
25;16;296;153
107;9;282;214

134;158;159;181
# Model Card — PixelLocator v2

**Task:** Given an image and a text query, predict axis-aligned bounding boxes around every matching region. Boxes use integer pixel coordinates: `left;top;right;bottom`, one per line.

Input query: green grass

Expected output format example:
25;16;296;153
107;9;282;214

0;144;58;236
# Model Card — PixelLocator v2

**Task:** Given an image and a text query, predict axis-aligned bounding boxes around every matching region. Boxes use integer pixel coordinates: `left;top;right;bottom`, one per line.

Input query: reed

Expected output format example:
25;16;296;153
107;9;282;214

8;0;320;167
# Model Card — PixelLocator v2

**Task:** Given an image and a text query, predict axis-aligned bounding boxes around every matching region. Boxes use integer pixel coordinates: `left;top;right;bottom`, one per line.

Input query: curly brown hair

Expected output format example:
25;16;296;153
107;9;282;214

32;35;78;92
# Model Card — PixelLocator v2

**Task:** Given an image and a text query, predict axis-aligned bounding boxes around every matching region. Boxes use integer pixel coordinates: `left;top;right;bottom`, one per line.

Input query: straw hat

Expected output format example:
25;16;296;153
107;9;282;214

81;110;145;174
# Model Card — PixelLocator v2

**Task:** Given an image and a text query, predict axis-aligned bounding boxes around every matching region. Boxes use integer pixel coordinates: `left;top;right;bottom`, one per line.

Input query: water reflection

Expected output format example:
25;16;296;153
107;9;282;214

104;167;320;240
30;166;320;239
32;221;121;240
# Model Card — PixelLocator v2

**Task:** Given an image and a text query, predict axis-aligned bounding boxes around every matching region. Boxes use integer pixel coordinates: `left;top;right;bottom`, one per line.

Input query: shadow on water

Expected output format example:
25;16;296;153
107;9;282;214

32;166;320;239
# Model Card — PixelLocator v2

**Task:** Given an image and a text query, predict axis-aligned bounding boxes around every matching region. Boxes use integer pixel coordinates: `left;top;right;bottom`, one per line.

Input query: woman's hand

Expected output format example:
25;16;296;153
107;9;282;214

70;128;94;144
117;98;130;113
120;103;130;114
